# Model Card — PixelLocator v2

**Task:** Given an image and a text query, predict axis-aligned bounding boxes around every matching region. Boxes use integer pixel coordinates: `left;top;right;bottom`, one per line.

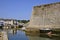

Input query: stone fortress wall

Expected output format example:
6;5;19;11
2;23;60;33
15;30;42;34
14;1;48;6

28;2;60;29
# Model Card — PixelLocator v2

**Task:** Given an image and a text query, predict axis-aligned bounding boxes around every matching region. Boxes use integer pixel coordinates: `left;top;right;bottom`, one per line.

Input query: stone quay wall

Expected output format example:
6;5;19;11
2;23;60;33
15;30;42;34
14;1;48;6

27;2;60;29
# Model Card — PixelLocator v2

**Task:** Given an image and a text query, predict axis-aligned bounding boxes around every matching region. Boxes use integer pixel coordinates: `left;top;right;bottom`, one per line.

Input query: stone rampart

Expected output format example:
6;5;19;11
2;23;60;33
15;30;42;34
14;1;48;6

28;2;60;29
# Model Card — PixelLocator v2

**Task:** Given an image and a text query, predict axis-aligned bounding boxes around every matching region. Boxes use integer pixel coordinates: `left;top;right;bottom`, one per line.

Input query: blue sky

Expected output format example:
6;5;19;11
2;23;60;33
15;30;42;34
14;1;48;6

0;0;60;20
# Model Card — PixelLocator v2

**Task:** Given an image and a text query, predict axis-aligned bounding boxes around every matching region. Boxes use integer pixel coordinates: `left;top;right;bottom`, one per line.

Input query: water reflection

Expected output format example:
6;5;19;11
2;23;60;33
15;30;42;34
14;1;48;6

12;29;17;35
6;29;60;40
7;29;17;35
7;29;29;40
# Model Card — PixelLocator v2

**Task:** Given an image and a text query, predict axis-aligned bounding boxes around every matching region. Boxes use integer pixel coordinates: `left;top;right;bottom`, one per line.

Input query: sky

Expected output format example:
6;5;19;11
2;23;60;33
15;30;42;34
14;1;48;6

0;0;60;20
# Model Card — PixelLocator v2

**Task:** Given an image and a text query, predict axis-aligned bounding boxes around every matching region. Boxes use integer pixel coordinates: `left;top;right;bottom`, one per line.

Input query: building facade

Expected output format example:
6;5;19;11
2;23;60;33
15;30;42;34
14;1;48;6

0;18;18;26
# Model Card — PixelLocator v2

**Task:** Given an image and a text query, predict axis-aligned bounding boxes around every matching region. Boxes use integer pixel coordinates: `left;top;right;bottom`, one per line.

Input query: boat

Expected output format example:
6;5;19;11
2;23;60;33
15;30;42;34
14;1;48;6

40;28;52;33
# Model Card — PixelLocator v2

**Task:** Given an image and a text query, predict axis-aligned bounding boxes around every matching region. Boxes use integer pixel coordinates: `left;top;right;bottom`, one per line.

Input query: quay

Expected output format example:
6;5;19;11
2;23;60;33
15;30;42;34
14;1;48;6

0;31;8;40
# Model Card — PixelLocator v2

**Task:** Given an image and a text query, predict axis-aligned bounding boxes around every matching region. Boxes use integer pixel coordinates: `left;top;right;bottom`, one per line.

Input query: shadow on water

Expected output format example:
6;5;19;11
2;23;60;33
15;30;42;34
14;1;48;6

40;33;60;40
25;31;60;40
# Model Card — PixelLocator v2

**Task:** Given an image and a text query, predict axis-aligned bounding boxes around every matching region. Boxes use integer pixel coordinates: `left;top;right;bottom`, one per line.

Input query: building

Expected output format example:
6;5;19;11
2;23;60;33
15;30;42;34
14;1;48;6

0;18;18;28
27;2;60;29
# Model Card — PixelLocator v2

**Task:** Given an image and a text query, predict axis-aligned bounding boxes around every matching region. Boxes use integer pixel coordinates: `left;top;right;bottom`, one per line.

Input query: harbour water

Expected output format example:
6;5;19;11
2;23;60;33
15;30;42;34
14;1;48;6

4;29;60;40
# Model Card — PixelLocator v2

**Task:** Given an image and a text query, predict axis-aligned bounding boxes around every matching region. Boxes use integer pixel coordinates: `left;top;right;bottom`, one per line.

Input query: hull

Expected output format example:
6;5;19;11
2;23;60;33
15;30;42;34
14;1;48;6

40;28;52;33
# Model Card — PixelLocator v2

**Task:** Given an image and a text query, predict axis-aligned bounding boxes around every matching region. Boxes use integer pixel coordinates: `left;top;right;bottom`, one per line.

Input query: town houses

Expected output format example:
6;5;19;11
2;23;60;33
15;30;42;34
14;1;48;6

0;18;18;28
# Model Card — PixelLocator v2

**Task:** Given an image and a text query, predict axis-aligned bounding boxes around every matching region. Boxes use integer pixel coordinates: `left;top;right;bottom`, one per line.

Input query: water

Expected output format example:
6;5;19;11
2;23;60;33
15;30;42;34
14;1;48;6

6;29;60;40
7;29;29;40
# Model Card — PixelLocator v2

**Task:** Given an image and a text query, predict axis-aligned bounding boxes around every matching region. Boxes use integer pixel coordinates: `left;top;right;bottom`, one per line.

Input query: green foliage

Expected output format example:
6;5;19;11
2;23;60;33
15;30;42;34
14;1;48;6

18;20;30;23
42;7;44;10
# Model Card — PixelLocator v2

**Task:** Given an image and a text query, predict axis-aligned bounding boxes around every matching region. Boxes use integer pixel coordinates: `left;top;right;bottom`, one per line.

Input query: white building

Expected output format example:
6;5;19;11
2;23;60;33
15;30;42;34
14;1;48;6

0;18;18;25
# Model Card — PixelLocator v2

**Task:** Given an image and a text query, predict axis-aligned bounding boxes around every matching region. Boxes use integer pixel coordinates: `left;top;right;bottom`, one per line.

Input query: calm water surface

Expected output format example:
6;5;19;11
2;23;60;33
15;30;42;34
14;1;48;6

6;29;60;40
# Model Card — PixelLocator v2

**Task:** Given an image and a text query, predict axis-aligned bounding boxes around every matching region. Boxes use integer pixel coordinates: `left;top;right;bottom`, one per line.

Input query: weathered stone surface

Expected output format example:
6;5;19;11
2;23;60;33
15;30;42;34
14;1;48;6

27;2;60;29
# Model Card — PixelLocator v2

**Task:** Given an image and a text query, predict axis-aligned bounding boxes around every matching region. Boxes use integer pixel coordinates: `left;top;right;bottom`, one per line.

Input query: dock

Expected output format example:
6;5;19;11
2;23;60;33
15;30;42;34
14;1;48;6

0;31;8;40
